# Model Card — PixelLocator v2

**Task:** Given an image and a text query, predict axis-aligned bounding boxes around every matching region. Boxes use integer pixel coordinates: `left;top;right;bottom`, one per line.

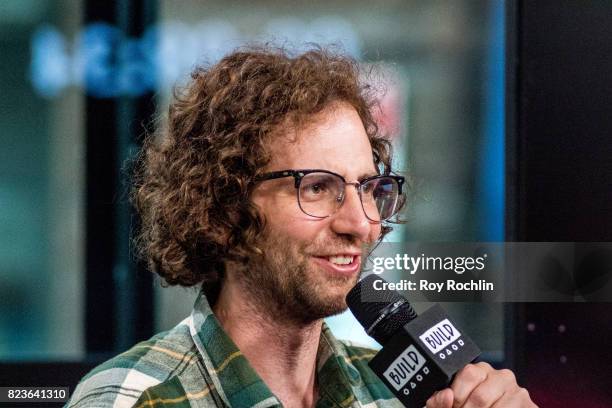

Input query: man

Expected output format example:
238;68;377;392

67;48;536;407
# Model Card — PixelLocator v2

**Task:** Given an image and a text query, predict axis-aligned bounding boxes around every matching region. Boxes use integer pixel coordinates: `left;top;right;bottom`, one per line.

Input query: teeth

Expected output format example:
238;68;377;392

328;256;354;265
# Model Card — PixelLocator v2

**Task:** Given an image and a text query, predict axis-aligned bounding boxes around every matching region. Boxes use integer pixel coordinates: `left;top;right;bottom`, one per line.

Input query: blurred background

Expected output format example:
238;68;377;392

1;1;611;407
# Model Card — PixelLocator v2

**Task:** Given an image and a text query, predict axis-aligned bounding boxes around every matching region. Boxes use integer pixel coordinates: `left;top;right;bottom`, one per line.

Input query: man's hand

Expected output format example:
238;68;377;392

425;362;538;408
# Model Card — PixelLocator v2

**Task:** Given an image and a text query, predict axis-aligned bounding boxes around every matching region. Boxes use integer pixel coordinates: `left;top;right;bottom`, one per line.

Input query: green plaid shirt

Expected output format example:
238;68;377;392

66;292;402;407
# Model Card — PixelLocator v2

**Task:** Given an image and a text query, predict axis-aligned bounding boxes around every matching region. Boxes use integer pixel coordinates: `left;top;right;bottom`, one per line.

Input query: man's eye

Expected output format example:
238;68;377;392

305;183;327;194
300;174;339;201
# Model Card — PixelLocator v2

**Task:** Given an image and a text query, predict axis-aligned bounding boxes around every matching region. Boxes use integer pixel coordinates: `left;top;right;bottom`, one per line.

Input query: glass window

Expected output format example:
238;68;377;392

0;0;84;359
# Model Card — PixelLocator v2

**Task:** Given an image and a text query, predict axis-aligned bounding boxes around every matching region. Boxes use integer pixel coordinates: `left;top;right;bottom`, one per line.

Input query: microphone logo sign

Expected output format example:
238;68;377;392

419;319;462;359
382;345;428;392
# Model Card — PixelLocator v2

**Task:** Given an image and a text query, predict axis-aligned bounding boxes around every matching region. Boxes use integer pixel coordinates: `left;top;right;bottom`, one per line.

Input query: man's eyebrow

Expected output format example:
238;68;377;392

357;171;380;181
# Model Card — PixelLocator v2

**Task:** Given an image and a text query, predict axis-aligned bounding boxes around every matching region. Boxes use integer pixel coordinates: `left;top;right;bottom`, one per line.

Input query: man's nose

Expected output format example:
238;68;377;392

329;186;377;242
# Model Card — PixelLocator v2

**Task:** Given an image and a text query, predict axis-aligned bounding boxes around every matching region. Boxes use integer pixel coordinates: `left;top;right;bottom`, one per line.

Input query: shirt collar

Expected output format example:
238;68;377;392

188;290;365;407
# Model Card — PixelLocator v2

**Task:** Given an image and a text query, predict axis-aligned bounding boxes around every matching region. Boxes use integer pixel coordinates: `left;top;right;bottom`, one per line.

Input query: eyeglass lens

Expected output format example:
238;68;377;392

297;172;400;221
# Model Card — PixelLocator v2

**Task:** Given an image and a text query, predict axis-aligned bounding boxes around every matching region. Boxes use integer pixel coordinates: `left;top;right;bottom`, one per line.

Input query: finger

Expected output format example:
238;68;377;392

425;391;440;408
462;369;518;408
491;387;538;408
426;388;454;408
451;363;493;407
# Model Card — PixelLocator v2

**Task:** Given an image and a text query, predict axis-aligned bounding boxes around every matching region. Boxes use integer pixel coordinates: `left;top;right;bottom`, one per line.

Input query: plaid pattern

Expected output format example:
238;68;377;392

66;292;402;407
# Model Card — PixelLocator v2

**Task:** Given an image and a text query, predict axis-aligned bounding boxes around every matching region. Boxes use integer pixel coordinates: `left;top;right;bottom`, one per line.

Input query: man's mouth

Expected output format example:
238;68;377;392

327;255;355;265
312;253;361;277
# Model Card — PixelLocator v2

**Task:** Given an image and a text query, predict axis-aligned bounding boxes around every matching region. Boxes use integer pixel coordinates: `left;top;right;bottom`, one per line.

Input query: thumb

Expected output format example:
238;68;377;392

426;388;454;408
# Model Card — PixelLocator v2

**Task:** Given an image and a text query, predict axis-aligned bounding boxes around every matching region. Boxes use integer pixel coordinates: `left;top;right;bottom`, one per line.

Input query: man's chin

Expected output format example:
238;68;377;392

322;301;350;318
298;298;348;322
296;282;355;320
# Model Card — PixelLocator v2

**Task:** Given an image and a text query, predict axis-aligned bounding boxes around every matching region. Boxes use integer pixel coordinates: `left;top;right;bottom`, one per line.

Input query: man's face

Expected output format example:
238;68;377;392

244;102;382;323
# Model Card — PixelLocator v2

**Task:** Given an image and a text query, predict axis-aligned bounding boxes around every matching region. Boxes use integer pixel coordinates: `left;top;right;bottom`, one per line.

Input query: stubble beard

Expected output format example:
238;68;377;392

235;232;368;325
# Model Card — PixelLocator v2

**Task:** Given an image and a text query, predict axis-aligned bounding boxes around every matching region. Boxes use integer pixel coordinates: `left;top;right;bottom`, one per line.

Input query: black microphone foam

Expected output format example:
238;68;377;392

346;274;417;345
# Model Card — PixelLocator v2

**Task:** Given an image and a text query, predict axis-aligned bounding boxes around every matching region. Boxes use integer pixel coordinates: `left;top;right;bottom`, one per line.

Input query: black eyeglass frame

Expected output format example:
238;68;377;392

255;169;405;222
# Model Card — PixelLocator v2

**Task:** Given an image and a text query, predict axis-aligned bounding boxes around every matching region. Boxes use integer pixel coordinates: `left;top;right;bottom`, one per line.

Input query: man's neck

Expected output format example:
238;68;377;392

213;279;321;408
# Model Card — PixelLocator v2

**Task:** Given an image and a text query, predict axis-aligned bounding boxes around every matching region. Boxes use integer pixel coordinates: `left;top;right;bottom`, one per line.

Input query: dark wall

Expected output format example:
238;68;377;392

507;1;612;406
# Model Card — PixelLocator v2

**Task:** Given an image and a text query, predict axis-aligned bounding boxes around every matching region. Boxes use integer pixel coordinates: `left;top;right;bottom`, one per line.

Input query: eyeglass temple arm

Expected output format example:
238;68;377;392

254;170;303;188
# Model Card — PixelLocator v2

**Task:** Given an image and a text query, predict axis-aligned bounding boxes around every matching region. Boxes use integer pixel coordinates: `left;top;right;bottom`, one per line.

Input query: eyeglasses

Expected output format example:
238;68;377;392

255;169;405;222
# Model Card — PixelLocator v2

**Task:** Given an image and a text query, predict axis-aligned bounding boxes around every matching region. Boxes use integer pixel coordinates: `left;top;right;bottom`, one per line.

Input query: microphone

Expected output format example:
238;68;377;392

346;275;481;407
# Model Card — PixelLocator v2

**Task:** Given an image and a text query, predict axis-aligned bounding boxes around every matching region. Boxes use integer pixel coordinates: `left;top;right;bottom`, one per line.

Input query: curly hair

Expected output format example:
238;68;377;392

132;46;400;295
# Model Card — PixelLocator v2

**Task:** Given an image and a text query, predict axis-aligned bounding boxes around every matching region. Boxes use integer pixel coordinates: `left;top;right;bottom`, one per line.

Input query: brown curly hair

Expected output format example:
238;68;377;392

133;46;400;295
